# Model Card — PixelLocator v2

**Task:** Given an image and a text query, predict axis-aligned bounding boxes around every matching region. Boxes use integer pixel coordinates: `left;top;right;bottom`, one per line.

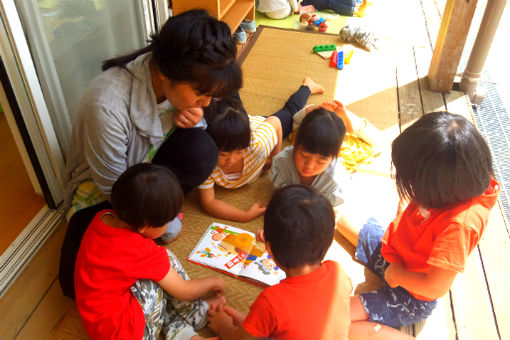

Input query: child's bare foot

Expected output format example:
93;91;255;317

355;0;371;17
206;294;227;310
303;77;325;95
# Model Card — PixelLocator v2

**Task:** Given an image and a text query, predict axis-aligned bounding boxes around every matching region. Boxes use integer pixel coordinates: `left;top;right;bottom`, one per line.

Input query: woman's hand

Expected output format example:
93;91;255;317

174;107;203;128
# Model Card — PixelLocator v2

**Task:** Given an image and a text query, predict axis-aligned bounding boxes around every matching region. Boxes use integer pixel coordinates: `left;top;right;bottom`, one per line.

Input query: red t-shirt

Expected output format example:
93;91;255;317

381;179;500;299
74;210;170;340
243;260;352;340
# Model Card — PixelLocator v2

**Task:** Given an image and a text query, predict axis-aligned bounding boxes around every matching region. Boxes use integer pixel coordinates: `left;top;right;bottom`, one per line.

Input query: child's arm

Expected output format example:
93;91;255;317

322;100;382;146
385;263;457;300
208;305;253;340
199;187;266;222
157;267;225;301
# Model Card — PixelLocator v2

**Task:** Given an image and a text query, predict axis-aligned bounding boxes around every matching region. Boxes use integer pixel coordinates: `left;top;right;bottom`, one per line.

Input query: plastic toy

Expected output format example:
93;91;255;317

318;22;328;32
313;44;336;53
313;44;337;58
329;50;338;67
337;51;344;70
344;49;354;64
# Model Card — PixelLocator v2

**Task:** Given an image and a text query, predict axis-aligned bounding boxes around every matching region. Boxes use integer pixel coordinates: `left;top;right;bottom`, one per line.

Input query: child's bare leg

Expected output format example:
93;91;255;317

303;77;325;95
336;213;361;247
350;321;415;340
349;295;414;340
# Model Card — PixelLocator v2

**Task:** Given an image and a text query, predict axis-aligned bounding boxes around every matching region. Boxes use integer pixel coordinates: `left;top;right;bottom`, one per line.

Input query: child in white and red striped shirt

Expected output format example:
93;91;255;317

198;78;324;222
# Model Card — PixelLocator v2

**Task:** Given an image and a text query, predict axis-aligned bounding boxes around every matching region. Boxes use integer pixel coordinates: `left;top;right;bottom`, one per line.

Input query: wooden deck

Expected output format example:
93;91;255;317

0;0;508;339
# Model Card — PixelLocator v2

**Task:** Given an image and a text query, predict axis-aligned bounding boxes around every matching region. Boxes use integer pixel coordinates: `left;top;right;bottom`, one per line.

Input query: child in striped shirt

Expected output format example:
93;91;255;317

198;78;325;222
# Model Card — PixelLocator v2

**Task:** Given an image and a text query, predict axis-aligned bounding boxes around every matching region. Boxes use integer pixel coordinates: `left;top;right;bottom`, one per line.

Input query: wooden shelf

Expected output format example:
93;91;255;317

172;0;254;34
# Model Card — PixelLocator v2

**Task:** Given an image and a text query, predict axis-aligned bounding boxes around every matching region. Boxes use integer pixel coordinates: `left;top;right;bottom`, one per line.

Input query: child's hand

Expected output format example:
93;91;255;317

321;100;347;118
223;305;247;326
245;203;267;221
208;276;226;296
384;262;405;288
255;229;265;243
207;304;234;334
174;107;203;128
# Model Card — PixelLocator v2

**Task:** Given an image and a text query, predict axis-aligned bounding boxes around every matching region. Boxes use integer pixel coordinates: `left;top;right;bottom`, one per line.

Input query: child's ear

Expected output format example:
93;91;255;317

137;225;148;235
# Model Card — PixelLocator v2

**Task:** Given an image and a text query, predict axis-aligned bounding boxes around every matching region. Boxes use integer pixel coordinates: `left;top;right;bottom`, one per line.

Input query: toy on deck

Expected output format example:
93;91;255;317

301;0;370;17
339;24;379;51
299;13;329;32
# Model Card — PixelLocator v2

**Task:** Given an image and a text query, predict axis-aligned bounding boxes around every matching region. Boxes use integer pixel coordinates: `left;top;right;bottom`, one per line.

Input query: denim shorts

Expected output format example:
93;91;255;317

355;218;438;329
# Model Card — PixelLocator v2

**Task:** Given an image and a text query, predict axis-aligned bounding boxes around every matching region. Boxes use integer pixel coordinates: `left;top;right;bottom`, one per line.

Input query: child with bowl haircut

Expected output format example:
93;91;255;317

207;185;353;340
198;78;325;222
270;99;379;211
337;112;500;339
74;163;225;340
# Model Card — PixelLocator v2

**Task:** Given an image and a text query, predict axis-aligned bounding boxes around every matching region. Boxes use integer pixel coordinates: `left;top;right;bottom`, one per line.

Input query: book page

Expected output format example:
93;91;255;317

188;222;257;277
239;248;286;286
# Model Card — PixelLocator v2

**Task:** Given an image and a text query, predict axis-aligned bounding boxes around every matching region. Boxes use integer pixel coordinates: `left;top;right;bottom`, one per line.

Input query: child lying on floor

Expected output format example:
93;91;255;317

198;78;324;222
270;99;381;215
207;184;352;339
74;163;225;340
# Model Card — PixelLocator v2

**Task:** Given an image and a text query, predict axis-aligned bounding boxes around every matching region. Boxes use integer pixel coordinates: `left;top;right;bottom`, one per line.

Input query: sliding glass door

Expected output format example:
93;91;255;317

0;0;168;295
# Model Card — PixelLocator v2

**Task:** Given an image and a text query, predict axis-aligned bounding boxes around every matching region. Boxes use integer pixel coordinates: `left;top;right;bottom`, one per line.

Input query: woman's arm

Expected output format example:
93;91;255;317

157;267;225;301
198;187;266;222
385;263;457;300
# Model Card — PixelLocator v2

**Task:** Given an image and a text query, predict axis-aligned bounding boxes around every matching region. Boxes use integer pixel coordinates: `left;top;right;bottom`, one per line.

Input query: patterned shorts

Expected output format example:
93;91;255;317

355;218;438;329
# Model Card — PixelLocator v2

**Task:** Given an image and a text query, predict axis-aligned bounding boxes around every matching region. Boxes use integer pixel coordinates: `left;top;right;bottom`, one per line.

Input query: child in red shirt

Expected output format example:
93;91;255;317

207;184;353;340
74;164;225;340
337;111;501;339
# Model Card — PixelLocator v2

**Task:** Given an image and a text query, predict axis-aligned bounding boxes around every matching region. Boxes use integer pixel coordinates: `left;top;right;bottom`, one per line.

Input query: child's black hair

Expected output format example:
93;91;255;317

111;163;183;229
205;96;251;151
294;108;346;157
102;9;242;99
392;111;494;209
264;185;335;269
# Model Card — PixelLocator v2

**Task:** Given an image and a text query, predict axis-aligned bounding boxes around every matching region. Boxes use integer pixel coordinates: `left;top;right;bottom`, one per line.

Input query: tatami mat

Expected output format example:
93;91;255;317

54;26;402;339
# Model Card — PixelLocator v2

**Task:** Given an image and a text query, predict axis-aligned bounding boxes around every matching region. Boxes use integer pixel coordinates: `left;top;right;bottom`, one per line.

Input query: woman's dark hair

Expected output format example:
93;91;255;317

205;96;251;151
392;111;494;209
294;108;346;157
102;9;242;98
111;163;183;229
264;185;335;269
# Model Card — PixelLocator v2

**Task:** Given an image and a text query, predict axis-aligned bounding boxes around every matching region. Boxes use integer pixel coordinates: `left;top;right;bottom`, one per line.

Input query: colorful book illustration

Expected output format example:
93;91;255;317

188;222;286;287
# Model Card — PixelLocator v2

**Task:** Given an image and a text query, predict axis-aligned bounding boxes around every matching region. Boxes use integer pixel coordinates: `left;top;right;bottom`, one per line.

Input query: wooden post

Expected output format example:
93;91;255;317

427;0;478;92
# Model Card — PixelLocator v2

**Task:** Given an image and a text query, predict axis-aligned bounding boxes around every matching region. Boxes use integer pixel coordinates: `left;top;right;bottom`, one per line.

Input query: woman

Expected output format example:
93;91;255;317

59;9;242;299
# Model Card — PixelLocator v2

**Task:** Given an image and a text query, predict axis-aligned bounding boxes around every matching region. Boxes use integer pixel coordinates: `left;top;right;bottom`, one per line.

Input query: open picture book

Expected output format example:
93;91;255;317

188;222;286;287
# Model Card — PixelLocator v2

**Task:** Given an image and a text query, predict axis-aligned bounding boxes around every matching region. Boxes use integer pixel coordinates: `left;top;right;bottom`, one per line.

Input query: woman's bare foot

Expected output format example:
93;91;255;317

206;294;227;310
355;0;371;17
303;77;325;95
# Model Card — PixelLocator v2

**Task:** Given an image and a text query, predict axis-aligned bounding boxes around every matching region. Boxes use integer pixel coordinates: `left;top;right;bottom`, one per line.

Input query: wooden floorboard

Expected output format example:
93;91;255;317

0;219;68;339
395;0;424;130
478;202;510;339
0;113;45;255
